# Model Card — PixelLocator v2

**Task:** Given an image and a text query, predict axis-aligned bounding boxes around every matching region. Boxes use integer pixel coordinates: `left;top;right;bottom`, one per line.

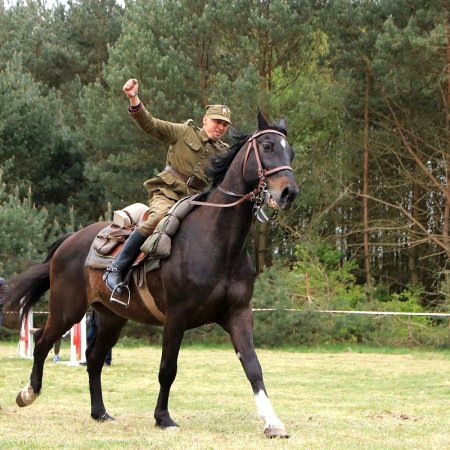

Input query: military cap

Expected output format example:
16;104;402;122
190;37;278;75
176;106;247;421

204;104;232;124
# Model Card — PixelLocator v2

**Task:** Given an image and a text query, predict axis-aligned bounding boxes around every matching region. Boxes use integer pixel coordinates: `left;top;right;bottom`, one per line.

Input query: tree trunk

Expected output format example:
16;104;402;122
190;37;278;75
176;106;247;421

363;67;373;301
409;181;420;285
444;16;450;255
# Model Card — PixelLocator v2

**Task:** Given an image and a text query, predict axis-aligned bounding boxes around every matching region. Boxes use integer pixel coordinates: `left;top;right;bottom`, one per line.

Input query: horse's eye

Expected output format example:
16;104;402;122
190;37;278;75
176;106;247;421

262;141;271;150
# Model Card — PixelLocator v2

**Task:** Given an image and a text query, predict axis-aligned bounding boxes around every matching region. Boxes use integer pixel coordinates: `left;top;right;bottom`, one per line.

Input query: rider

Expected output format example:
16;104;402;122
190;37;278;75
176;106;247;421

104;78;232;296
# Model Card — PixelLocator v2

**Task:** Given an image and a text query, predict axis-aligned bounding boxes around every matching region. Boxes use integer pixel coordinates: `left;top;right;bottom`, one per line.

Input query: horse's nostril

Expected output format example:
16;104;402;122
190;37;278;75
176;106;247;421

281;185;298;201
281;186;295;200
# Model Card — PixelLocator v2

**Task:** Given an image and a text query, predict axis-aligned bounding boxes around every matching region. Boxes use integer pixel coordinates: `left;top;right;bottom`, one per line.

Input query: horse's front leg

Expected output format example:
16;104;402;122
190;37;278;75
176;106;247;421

154;316;185;429
222;308;289;439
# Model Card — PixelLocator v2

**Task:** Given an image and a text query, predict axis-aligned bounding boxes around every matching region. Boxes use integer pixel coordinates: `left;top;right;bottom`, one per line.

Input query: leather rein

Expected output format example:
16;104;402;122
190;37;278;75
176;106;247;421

189;129;293;209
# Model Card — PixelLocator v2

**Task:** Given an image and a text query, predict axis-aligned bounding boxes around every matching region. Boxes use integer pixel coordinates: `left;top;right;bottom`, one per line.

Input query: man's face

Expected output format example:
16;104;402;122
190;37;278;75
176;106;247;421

202;116;229;141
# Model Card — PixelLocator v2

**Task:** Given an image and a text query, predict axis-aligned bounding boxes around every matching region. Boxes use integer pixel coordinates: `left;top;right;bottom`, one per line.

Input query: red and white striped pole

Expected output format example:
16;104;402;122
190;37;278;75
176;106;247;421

69;315;87;365
18;309;34;359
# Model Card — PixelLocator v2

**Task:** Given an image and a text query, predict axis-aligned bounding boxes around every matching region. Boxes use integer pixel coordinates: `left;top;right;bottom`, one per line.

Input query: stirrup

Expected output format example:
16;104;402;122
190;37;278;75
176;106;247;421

109;283;131;308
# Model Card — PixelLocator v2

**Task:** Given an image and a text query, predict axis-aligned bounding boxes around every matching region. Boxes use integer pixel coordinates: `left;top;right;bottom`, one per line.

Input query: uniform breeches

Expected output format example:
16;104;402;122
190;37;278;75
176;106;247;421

137;191;177;238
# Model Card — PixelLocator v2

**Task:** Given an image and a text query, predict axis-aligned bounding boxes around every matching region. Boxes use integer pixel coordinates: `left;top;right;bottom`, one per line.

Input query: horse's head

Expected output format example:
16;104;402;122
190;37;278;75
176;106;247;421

241;112;299;211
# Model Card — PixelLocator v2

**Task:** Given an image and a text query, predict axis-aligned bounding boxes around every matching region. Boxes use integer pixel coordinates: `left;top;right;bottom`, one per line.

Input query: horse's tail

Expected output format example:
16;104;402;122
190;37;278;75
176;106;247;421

1;233;74;323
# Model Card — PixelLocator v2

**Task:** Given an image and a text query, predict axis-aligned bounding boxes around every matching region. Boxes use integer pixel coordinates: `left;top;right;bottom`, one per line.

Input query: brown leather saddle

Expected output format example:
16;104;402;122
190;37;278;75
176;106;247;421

86;196;198;271
88;203;150;270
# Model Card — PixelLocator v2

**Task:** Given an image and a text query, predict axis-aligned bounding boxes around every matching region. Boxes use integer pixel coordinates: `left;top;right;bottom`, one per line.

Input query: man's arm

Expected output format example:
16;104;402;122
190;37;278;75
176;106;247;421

123;78;184;144
130;104;185;145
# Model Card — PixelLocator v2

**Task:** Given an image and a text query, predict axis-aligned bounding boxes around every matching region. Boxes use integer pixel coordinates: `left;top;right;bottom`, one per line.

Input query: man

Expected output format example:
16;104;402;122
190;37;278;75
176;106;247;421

104;78;232;296
80;311;112;366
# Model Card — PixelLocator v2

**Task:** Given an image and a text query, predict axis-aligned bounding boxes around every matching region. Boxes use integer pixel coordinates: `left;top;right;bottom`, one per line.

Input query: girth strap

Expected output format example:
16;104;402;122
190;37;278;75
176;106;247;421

133;268;165;323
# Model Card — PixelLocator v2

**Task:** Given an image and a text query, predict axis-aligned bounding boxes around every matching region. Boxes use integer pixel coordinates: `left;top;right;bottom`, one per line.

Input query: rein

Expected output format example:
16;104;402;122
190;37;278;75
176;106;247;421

189;129;293;213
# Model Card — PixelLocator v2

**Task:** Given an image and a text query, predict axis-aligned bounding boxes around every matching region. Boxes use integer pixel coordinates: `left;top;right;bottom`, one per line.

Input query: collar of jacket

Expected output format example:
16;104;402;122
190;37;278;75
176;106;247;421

200;128;224;148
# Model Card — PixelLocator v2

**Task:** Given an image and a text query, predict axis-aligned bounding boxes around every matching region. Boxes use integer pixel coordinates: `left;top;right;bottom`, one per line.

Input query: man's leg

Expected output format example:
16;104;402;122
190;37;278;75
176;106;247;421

103;228;147;296
104;193;176;296
137;193;176;237
53;338;61;363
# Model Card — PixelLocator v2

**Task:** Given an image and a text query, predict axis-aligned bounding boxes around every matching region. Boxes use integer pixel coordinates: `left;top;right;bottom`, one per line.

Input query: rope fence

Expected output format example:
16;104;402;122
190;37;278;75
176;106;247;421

251;309;450;317
7;309;450;317
7;308;449;360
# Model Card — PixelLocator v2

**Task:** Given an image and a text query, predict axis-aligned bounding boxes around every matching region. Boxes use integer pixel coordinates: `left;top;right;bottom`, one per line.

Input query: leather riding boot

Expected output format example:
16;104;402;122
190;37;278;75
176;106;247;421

104;228;147;295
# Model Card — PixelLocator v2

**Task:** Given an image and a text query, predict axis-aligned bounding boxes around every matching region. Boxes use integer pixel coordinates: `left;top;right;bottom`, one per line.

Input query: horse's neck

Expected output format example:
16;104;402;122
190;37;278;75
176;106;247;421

218;147;250;198
203;156;254;252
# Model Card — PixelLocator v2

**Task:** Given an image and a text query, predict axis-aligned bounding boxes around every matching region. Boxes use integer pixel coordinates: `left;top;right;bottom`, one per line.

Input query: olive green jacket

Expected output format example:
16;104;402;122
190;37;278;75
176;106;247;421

130;103;229;200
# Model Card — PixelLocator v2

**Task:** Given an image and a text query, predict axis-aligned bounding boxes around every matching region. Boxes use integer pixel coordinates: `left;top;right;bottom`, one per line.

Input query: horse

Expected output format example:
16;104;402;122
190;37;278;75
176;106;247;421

2;112;299;438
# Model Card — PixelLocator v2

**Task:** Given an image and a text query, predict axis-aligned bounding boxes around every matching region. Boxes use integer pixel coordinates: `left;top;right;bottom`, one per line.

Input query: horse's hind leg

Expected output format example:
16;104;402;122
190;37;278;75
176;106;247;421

222;308;289;439
16;315;80;407
16;327;50;407
85;307;127;421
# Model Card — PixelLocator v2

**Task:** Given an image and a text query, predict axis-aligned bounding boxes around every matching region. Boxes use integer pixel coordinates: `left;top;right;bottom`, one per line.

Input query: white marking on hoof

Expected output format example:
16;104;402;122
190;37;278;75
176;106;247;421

236;351;242;360
264;424;290;439
255;390;287;437
19;382;39;406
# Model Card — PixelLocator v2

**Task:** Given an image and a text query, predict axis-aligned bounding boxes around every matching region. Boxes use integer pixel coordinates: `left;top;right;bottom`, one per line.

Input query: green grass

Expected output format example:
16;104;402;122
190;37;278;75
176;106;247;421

1;341;449;449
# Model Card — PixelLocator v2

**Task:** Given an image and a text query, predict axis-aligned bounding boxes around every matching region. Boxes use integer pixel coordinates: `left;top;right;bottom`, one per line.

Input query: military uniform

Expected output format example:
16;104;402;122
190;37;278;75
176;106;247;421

129;103;230;237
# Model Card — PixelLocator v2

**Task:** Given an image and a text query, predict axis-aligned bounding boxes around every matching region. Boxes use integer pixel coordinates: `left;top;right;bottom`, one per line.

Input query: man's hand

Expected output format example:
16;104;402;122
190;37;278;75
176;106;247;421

123;78;138;97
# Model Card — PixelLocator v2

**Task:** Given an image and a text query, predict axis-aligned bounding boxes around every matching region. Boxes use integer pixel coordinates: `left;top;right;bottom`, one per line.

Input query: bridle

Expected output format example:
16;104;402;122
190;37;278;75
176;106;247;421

189;129;293;220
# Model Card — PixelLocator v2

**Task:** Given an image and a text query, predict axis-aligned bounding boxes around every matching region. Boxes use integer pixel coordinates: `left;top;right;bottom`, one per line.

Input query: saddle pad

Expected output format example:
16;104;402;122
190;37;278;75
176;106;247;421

85;246;115;269
85;246;161;272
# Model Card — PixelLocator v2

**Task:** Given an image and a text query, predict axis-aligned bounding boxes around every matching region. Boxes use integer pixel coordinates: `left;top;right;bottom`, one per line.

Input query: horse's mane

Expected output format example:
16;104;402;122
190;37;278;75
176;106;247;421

205;122;287;190
205;129;250;188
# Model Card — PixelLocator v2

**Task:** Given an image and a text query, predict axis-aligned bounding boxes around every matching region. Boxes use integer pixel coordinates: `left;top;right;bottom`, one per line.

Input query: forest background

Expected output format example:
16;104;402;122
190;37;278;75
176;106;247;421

1;0;450;347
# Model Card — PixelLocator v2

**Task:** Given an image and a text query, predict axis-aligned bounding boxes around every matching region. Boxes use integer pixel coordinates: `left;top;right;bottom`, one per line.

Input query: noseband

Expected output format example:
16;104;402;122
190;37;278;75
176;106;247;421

189;129;293;218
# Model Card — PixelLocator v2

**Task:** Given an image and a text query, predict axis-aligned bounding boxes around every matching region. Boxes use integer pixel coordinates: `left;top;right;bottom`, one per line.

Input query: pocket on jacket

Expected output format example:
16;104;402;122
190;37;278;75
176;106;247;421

183;134;201;151
159;170;177;185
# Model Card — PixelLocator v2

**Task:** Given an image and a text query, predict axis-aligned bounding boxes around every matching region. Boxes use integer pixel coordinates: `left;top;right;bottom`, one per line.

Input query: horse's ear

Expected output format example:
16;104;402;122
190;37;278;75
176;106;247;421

278;117;288;136
257;110;270;130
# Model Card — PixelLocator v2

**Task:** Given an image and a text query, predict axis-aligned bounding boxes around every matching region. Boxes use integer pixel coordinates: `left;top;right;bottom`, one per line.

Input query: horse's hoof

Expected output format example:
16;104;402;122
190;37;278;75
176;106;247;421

264;425;290;439
161;425;180;431
93;412;115;422
16;391;27;407
16;383;39;407
155;419;179;429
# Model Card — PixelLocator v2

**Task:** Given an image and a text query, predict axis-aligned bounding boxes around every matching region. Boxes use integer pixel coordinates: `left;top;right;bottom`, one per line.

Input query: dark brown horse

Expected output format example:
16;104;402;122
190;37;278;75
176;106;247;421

2;113;298;438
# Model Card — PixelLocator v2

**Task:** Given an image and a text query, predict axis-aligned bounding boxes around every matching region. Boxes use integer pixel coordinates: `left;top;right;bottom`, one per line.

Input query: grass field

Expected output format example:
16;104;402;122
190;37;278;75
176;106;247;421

0;341;449;449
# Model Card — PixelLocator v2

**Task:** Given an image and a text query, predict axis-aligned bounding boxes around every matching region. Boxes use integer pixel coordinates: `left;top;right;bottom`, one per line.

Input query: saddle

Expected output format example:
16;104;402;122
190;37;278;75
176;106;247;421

92;203;150;257
86;196;198;271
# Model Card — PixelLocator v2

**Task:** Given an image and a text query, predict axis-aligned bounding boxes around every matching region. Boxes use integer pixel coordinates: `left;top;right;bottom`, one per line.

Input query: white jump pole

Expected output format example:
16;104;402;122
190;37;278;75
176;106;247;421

18;309;34;359
68;315;87;366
